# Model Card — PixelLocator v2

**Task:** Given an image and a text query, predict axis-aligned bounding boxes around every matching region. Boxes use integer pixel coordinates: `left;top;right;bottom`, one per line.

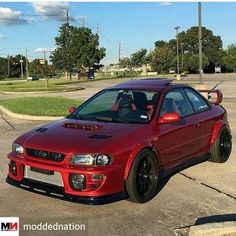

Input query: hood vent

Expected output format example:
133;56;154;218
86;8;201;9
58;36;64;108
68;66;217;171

64;123;100;131
35;127;48;133
89;134;112;140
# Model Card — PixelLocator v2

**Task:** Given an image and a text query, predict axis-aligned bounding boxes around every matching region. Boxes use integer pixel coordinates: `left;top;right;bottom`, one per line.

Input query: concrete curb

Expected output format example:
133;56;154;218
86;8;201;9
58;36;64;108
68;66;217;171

0;105;63;121
0;88;83;94
189;221;236;236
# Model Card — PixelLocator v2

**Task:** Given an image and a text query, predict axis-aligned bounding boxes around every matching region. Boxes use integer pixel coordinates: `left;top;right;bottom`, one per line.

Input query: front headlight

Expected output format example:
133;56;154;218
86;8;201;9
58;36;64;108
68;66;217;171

12;142;24;154
69;154;111;166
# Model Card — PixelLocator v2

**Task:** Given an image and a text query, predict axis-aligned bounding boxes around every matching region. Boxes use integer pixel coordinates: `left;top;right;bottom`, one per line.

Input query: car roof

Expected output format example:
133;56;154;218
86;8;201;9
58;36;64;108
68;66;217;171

110;78;174;91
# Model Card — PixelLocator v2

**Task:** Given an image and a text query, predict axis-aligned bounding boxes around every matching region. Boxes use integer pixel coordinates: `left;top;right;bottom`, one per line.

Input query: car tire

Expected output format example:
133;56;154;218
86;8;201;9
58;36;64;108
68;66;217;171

209;126;232;163
126;149;159;203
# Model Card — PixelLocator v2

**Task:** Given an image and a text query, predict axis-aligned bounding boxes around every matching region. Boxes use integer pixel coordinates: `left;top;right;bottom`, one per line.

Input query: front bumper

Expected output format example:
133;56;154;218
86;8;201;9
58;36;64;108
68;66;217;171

7;152;126;203
6;176;126;205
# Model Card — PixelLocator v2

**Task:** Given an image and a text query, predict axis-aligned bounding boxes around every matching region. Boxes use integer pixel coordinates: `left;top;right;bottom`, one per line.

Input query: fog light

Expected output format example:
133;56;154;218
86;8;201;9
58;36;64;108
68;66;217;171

9;161;17;176
69;174;86;191
91;174;104;181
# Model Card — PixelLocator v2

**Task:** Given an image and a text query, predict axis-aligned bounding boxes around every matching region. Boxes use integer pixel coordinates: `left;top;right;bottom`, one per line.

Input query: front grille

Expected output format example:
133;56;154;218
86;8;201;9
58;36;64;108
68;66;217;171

27;148;66;162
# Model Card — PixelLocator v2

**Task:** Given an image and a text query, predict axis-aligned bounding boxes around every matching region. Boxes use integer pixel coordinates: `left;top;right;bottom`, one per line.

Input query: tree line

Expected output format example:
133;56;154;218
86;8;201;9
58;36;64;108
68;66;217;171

120;26;236;74
1;24;236;79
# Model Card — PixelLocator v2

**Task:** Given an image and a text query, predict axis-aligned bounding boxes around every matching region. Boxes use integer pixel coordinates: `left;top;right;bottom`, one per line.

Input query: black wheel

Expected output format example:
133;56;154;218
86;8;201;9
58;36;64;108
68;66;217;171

126;149;159;203
209;126;232;163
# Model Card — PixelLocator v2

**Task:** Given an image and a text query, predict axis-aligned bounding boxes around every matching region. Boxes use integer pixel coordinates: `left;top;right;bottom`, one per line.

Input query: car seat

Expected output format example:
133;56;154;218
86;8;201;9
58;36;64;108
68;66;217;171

111;93;137;112
133;92;148;111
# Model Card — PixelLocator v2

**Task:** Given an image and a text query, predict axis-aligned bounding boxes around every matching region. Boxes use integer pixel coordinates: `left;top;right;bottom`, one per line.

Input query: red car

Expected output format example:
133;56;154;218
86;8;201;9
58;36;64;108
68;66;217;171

7;79;232;204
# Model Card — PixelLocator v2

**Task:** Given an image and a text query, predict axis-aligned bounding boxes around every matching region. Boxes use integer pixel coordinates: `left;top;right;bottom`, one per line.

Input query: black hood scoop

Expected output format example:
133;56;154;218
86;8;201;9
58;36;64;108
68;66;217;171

89;134;112;140
35;127;48;133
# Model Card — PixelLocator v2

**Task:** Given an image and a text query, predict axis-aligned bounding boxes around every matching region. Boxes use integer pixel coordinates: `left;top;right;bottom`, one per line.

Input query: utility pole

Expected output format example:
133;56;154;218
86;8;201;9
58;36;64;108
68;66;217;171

43;49;49;88
43;49;46;61
104;56;107;76
66;9;69;25
174;26;180;75
7;55;10;77
25;47;29;79
198;2;203;84
80;17;85;27
118;42;121;76
20;54;23;79
96;23;99;35
180;43;184;71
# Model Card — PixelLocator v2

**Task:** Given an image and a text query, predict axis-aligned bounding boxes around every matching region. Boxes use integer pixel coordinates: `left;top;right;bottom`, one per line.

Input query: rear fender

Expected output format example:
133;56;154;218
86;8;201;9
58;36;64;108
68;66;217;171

124;142;157;180
210;120;225;145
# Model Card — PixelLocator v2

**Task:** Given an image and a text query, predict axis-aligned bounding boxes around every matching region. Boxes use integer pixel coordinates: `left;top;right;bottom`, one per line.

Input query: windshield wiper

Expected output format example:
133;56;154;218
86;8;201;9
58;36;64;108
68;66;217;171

68;113;86;120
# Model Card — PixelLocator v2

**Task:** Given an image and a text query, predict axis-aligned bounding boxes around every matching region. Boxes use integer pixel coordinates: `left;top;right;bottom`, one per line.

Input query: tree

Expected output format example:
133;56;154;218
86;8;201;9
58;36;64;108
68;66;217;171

51;23;105;80
178;27;223;72
9;55;27;78
0;57;8;78
150;44;176;73
131;49;147;67
29;59;45;75
185;53;208;73
151;26;224;74
223;44;236;72
50;23;76;79
72;27;105;79
119;49;148;78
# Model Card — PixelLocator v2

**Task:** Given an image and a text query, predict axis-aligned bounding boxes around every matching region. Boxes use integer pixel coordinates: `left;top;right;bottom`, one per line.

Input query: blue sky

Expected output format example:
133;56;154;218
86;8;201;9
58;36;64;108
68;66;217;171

0;2;236;65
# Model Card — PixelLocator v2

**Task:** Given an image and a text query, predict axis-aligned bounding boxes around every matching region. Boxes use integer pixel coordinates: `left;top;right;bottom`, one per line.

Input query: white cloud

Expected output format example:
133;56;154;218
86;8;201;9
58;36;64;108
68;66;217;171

32;2;74;22
34;48;52;53
159;2;172;6
0;7;30;25
0;34;6;39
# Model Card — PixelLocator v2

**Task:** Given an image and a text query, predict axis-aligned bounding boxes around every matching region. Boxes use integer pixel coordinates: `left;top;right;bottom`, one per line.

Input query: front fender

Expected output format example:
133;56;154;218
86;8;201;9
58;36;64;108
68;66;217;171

124;142;156;180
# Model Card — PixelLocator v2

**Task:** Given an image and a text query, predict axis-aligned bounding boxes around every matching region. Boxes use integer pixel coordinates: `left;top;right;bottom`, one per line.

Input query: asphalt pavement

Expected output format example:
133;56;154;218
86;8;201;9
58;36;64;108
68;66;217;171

0;74;236;236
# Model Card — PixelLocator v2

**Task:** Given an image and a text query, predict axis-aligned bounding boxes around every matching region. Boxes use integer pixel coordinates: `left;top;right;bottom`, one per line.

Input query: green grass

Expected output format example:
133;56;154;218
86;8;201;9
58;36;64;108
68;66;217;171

0;78;83;92
0;97;84;116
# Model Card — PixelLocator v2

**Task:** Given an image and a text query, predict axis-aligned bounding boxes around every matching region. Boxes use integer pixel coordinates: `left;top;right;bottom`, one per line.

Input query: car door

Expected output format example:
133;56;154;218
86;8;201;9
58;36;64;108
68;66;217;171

184;88;215;152
154;89;203;169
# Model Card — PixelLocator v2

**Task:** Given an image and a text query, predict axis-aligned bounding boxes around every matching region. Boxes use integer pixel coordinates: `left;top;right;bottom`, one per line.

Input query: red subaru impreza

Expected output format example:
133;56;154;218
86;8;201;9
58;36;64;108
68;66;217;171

7;79;232;204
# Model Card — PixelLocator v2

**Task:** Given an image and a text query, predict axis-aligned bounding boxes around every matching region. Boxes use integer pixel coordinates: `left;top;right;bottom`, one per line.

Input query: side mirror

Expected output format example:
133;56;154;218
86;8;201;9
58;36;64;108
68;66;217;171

69;106;77;114
158;112;181;124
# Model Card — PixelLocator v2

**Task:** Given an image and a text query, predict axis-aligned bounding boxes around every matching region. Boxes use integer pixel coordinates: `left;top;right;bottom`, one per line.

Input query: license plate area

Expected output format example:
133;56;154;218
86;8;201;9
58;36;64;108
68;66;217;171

30;167;54;175
25;166;63;187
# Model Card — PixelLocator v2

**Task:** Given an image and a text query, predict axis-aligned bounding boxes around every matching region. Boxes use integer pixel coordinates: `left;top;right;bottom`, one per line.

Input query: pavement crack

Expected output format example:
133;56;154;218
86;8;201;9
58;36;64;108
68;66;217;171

179;172;236;201
1;116;16;130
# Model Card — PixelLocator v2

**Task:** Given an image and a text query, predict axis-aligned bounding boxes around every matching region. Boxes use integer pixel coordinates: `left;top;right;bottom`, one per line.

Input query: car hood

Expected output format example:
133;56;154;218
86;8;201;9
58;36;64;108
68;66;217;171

17;118;145;154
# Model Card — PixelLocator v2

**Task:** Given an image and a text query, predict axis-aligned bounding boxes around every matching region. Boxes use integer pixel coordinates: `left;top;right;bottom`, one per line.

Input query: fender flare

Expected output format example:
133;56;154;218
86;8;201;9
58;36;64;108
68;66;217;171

124;142;158;180
210;120;226;145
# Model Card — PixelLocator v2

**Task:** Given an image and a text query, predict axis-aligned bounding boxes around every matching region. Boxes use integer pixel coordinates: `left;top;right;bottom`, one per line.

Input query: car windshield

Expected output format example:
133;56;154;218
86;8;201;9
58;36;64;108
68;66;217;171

68;89;160;124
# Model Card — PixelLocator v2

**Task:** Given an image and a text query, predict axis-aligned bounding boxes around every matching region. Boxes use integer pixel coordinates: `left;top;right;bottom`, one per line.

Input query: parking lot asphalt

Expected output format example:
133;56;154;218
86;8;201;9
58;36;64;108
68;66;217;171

0;74;236;236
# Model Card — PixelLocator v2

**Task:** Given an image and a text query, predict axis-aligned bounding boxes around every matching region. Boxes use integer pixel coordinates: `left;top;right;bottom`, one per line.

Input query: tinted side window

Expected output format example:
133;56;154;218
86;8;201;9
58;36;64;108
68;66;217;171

160;90;194;117
185;89;209;112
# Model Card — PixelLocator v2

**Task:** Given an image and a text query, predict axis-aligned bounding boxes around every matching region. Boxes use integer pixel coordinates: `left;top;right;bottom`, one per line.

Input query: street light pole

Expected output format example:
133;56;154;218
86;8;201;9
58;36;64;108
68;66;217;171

174;26;180;75
198;2;203;84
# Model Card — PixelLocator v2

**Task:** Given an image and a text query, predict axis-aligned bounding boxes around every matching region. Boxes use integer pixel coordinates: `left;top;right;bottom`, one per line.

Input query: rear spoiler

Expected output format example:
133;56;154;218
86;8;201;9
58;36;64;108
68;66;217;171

198;89;223;105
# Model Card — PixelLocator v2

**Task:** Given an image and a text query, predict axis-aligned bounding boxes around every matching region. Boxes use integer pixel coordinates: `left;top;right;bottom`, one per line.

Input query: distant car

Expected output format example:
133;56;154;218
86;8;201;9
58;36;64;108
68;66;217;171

27;75;39;81
215;67;221;73
7;79;232;204
169;70;175;74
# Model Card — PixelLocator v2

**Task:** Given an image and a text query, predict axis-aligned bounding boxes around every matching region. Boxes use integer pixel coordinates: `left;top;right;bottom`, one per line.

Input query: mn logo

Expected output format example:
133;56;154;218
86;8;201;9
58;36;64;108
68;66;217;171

0;217;19;236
